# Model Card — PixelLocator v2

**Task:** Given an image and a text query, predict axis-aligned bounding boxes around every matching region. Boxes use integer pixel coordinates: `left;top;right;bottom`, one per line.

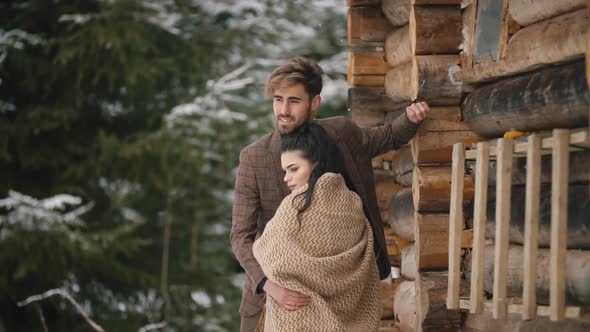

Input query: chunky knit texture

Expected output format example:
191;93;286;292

253;173;380;332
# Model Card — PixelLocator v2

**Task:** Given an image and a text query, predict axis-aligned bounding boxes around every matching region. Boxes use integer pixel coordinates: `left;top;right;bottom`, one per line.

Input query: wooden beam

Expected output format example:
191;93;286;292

385;62;412;103
348;87;404;113
394;281;416;332
459;300;582;320
388;188;415;241
469;141;489;314
462;9;589;83
419;272;463;331
550;129;569;321
446;143;464;310
412;0;461;4
411;55;462;105
492;138;513;319
522;134;541;320
509;0;586;26
348;0;381;6
348;51;389;87
461;0;478;69
412;165;475;212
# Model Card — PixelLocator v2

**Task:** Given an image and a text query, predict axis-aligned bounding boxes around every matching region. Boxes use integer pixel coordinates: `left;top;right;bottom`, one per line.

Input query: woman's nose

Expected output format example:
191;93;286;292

283;173;289;182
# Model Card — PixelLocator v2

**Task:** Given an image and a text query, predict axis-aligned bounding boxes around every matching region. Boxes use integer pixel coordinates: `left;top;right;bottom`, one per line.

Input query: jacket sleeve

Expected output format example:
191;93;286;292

360;111;420;158
230;148;266;295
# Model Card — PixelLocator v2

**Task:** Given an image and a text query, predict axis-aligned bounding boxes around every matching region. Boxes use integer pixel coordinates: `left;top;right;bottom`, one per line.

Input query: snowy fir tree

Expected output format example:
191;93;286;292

0;0;348;330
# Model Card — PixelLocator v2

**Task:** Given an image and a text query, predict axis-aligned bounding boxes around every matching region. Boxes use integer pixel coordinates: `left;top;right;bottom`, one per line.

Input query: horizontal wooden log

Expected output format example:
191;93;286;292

463;310;590;332
348;7;394;46
409;5;462;56
509;0;586;26
348;51;389;87
348;87;405;113
382;0;410;26
385;225;411;266
412;0;461;3
388;188;415;241
412;165;475;212
394;280;416;332
415;213;452;270
462;9;589;83
464;244;590;305
376;174;403;211
385;62;413;103
391;145;414;186
411;107;481;164
463;60;590;138
411;55;463;105
587;33;590;89
351;108;384;128
416;272;464;332
465;183;590;249
348;0;381;6
477;150;590;186
385;26;411;67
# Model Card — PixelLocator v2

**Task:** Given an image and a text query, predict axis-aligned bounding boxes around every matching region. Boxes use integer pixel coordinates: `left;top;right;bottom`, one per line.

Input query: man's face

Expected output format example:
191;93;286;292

273;84;320;134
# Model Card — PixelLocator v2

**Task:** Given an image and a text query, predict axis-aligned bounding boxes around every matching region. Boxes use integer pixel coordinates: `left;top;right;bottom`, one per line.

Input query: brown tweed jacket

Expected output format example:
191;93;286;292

231;114;419;316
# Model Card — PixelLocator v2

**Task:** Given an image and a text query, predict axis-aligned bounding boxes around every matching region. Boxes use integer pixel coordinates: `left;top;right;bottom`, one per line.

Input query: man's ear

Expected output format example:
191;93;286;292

311;94;321;114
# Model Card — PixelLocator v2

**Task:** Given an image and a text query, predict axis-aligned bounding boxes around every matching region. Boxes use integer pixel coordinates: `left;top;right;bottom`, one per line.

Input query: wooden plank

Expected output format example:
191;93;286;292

412;165;475;212
465;127;590;159
348;87;405;113
522;134;541;320
469;141;489;314
459;300;582;319
382;0;410;26
446;142;464;309
550;129;569;321
492;138;513;319
348;51;389;76
412;0;461;3
461;0;478;69
409;5;462;56
348;0;381;6
411;55;463;105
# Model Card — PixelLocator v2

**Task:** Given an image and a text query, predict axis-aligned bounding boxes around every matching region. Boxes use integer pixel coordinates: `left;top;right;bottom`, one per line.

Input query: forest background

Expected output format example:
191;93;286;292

0;0;349;331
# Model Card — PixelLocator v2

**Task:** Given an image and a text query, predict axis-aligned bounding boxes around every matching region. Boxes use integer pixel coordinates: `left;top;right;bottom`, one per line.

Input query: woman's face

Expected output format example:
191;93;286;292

281;150;315;192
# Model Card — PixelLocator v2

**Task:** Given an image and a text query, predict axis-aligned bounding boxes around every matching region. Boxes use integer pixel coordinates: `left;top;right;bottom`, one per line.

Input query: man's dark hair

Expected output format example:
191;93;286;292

265;57;323;97
280;122;356;220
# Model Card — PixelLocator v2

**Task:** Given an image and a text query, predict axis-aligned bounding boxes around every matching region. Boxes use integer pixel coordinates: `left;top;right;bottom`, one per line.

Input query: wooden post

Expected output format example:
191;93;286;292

522;134;541;320
493;138;513;319
550;129;570;321
469;142;489;314
446;143;464;309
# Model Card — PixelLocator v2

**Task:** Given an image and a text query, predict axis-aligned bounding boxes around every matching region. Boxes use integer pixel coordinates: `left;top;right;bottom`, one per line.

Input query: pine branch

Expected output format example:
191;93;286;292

138;321;167;332
17;289;105;332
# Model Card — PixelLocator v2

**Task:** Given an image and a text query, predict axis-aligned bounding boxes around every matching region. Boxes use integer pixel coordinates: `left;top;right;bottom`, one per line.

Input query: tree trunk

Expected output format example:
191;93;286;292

382;0;411;26
416;272;464;332
463;60;590;138
464;244;590;305
410;107;480;164
465;183;590;249
412;165;475;212
462;9;589;83
509;0;586;26
409;6;462;55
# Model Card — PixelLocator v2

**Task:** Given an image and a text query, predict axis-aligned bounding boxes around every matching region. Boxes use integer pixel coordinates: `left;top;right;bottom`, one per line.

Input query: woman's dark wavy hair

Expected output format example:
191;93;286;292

280;122;357;220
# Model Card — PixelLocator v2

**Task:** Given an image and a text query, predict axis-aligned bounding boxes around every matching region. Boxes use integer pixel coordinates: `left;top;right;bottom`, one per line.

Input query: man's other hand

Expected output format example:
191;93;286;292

263;279;311;311
406;101;430;124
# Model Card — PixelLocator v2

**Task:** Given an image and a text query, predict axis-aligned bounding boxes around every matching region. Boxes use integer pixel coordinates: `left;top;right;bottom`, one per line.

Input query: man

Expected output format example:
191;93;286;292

231;57;430;331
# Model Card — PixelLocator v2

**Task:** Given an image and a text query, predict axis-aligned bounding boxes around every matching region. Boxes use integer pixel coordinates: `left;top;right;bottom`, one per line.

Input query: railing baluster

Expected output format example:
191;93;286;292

447;143;465;309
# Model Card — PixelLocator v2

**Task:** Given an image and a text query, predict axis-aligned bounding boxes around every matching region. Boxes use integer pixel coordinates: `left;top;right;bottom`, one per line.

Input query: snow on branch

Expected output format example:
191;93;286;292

138;321;167;332
0;190;94;235
18;289;105;332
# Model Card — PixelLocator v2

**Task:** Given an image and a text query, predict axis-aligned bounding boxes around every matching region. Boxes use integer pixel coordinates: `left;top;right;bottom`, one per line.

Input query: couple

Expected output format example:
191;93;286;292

231;57;430;331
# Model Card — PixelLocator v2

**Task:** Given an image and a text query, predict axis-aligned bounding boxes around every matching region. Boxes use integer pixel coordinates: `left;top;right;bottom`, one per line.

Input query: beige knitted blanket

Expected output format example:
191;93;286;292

253;173;380;332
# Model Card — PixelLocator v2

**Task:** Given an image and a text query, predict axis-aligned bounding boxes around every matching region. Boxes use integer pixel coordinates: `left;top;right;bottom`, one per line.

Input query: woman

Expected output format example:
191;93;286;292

252;123;380;331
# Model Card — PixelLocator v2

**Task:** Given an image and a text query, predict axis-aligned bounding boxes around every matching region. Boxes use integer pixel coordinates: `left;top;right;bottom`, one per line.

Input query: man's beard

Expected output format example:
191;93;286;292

276;106;313;135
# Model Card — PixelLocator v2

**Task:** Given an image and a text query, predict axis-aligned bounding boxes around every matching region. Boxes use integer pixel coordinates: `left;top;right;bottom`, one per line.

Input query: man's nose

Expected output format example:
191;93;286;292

279;102;290;115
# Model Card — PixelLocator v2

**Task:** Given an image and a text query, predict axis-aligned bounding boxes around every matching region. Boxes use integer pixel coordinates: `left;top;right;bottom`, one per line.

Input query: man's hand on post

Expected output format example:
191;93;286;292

406;101;430;124
263;279;311;311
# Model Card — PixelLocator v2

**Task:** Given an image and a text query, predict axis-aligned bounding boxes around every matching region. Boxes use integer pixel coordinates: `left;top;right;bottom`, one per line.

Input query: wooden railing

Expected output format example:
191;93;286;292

446;127;590;321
